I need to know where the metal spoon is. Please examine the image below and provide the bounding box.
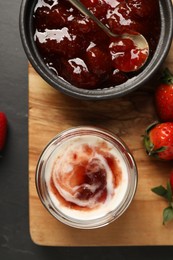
[68,0,149,70]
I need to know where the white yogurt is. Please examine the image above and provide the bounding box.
[44,135,129,221]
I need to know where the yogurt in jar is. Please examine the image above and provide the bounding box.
[36,127,137,228]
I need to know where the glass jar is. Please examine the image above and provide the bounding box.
[36,126,138,229]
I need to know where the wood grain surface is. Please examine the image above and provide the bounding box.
[29,40,173,246]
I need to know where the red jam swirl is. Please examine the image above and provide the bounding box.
[50,141,122,211]
[33,0,160,89]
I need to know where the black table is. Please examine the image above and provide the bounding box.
[0,1,173,259]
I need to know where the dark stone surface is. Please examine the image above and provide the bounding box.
[0,1,173,259]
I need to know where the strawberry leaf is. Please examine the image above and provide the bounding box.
[151,185,168,199]
[152,180,173,225]
[163,207,173,225]
[161,68,173,85]
[154,146,166,153]
[166,181,173,203]
[145,121,158,134]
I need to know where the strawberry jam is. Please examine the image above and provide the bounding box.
[33,0,160,89]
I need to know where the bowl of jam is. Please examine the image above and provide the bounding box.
[20,0,173,100]
[35,126,138,229]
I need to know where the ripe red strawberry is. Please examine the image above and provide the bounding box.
[155,68,173,122]
[143,122,173,160]
[0,112,7,151]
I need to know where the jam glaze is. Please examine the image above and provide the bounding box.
[33,0,160,89]
[49,139,122,211]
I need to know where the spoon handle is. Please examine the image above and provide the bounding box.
[68,0,115,37]
[68,0,149,56]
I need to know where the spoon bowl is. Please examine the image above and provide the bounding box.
[68,0,149,71]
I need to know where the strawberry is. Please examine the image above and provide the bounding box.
[155,68,173,122]
[143,122,173,160]
[0,112,7,151]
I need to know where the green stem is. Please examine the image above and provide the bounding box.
[161,68,173,85]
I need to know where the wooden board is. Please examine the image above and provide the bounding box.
[29,41,173,246]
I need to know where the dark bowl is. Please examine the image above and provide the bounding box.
[19,0,173,100]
